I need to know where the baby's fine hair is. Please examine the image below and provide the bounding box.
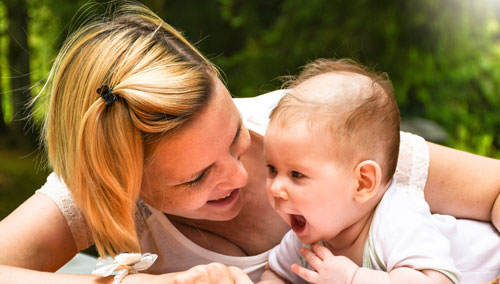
[271,58,400,184]
[42,2,217,257]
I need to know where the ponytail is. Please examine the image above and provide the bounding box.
[73,93,142,256]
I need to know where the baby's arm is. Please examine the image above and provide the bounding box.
[293,245,454,284]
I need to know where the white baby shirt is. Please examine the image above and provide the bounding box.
[268,181,500,283]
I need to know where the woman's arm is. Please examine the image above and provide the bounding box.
[350,267,453,284]
[0,265,117,284]
[0,194,254,284]
[0,193,98,282]
[425,142,500,229]
[0,193,78,271]
[0,263,254,284]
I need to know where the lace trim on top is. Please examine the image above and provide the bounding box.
[394,131,430,200]
[36,173,94,251]
[36,173,152,252]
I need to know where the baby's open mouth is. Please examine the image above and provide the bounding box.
[291,214,306,233]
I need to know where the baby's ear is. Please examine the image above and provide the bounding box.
[353,160,382,203]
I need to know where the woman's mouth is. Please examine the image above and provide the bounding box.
[206,189,239,207]
[291,214,307,234]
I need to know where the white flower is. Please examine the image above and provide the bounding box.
[92,253,158,277]
[114,253,142,266]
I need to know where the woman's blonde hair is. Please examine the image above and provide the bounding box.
[43,2,217,257]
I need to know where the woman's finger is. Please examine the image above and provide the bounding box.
[292,263,319,283]
[205,262,235,284]
[171,262,234,284]
[228,266,254,284]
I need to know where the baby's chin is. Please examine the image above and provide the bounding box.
[291,216,330,245]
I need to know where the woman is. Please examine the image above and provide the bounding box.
[0,2,498,284]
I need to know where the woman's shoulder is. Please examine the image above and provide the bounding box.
[233,90,288,136]
[395,131,429,193]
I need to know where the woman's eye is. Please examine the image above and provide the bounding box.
[186,171,207,187]
[291,171,304,178]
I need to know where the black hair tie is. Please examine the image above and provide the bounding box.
[97,84,117,106]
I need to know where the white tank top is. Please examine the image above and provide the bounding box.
[36,90,430,282]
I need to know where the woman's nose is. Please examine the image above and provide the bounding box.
[269,177,289,201]
[220,155,248,189]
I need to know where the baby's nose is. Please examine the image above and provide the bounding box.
[270,179,289,201]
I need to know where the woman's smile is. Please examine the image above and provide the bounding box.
[207,188,240,207]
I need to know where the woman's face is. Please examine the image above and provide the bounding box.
[141,79,251,221]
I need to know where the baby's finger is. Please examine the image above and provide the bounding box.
[292,263,319,283]
[311,243,334,260]
[300,247,323,269]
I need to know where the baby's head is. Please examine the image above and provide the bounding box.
[264,59,400,243]
[270,58,400,184]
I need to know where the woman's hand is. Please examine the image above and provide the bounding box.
[292,244,359,284]
[128,262,254,284]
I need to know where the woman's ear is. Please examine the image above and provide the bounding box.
[353,160,382,203]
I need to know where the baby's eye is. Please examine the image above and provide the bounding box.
[266,164,277,176]
[291,171,304,178]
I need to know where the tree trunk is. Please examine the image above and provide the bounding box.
[0,33,7,136]
[5,0,37,149]
[0,72,7,136]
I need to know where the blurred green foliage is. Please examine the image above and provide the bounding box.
[0,2,10,121]
[0,149,49,218]
[201,0,500,158]
[2,0,499,157]
[0,0,500,217]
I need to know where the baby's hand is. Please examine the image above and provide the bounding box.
[292,244,359,284]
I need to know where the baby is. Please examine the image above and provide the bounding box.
[260,59,500,284]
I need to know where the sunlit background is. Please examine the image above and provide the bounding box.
[1,0,500,219]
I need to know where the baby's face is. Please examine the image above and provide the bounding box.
[263,119,359,244]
